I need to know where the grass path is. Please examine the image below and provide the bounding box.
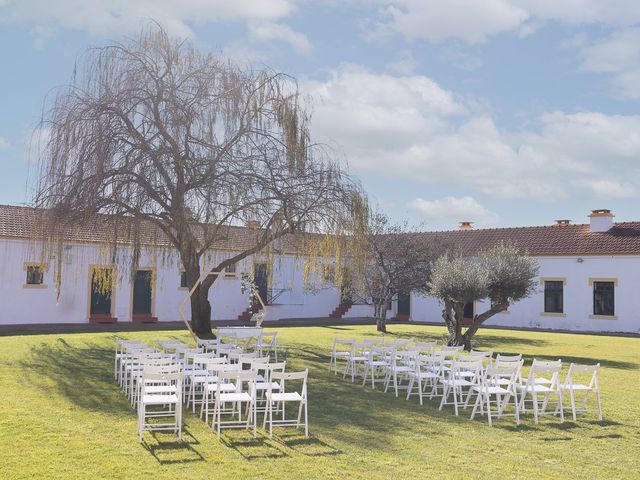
[1,325,638,479]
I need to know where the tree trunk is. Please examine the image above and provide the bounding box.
[441,299,457,345]
[190,286,213,338]
[181,249,216,338]
[460,303,508,350]
[447,302,466,347]
[375,301,387,333]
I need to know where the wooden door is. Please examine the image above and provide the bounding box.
[132,270,152,315]
[90,268,113,316]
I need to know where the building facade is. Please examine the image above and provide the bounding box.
[0,205,638,334]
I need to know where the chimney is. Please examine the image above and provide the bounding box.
[555,219,572,227]
[246,220,260,229]
[588,209,614,232]
[459,221,474,231]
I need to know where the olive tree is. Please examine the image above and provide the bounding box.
[429,243,538,349]
[32,24,363,337]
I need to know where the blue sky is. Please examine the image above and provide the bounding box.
[1,1,639,230]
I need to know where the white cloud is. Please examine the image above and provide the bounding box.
[305,66,640,202]
[370,1,640,44]
[580,28,640,99]
[408,196,499,227]
[0,137,9,149]
[0,0,296,42]
[384,0,528,44]
[248,21,311,53]
[571,179,638,198]
[305,64,466,152]
[516,0,640,27]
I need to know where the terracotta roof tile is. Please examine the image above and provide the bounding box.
[0,204,304,254]
[0,204,639,256]
[420,223,640,256]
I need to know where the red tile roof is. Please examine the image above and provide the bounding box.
[0,204,304,254]
[0,204,639,256]
[420,222,640,256]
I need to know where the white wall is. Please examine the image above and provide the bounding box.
[1,237,638,334]
[411,255,640,334]
[0,239,345,325]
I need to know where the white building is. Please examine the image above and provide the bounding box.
[0,205,638,334]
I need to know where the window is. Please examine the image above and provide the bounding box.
[225,263,237,274]
[25,265,45,285]
[180,271,188,288]
[544,281,564,313]
[593,281,614,316]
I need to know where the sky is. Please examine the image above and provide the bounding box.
[0,0,639,230]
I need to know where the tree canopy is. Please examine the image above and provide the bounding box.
[345,211,442,332]
[429,243,539,349]
[33,23,364,336]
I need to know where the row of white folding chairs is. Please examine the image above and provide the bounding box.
[331,337,437,376]
[330,338,602,426]
[437,356,602,425]
[169,340,308,439]
[197,332,279,362]
[196,361,308,439]
[116,338,308,441]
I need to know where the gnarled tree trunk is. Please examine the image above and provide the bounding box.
[460,302,508,350]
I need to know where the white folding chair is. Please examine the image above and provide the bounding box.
[233,351,259,367]
[362,345,391,389]
[156,339,185,350]
[253,332,278,362]
[406,351,445,404]
[438,345,464,372]
[202,362,240,422]
[343,342,369,382]
[137,365,183,443]
[439,357,483,416]
[212,370,258,439]
[120,345,155,392]
[517,361,564,424]
[384,349,416,397]
[186,354,226,412]
[467,350,494,363]
[493,354,523,368]
[561,363,602,421]
[197,338,220,353]
[414,341,438,354]
[115,339,144,381]
[390,338,414,350]
[330,338,355,375]
[470,362,523,426]
[254,361,286,413]
[129,351,173,405]
[263,370,309,438]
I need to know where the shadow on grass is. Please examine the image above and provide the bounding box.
[220,432,289,460]
[542,436,573,442]
[142,430,205,465]
[589,419,624,427]
[592,433,624,439]
[17,338,132,416]
[274,434,343,457]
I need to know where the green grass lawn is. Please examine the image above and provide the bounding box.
[1,325,638,479]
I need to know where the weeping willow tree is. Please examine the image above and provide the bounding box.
[32,23,364,337]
